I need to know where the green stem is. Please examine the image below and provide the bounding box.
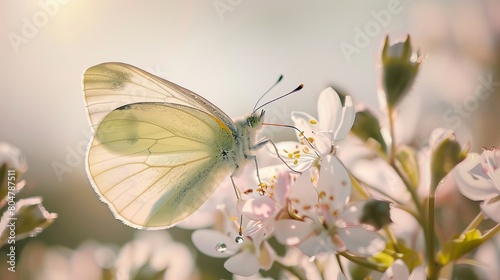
[479,222,500,246]
[388,106,396,164]
[384,225,401,253]
[338,251,388,272]
[426,194,439,280]
[462,212,484,234]
[273,259,307,280]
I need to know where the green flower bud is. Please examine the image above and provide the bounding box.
[359,200,393,230]
[430,129,468,191]
[351,107,388,154]
[381,35,422,109]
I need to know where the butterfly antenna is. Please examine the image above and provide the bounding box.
[253,84,304,114]
[252,75,284,113]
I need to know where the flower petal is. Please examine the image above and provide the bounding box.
[291,111,317,137]
[271,141,316,172]
[380,259,409,280]
[337,226,386,257]
[224,251,260,277]
[334,96,356,141]
[480,196,500,223]
[191,229,239,258]
[274,220,314,246]
[453,153,498,201]
[289,171,322,220]
[238,197,276,221]
[317,87,342,134]
[317,156,351,227]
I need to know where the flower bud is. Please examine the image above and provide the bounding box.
[381,35,421,109]
[351,107,387,154]
[359,199,393,230]
[430,129,468,190]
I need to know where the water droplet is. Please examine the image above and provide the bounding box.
[234,235,244,244]
[215,242,227,253]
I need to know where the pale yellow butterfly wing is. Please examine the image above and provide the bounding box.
[82,62,237,135]
[87,102,236,229]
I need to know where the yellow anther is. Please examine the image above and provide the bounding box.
[309,119,318,125]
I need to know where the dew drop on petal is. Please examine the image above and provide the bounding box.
[215,242,227,253]
[235,235,244,244]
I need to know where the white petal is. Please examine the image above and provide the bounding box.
[334,96,356,140]
[317,155,351,226]
[191,229,239,258]
[350,157,410,203]
[291,111,317,137]
[380,259,409,280]
[480,197,500,223]
[317,87,342,133]
[337,226,386,257]
[271,141,317,172]
[238,197,276,221]
[274,220,314,246]
[224,251,260,277]
[453,153,498,201]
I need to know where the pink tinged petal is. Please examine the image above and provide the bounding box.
[338,201,368,225]
[191,229,239,258]
[245,220,273,251]
[274,172,291,207]
[274,220,314,246]
[290,172,321,219]
[238,197,276,221]
[338,273,348,280]
[334,96,356,141]
[224,251,260,277]
[380,259,410,280]
[453,154,498,201]
[480,196,500,223]
[337,226,386,257]
[297,231,335,257]
[291,111,317,137]
[317,87,342,134]
[480,149,500,189]
[317,156,351,226]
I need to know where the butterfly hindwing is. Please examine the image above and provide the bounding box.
[86,102,236,229]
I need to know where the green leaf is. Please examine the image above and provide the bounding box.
[437,229,483,266]
[395,145,419,189]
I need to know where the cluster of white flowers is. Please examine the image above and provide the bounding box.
[188,87,425,279]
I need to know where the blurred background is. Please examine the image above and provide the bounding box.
[0,0,499,279]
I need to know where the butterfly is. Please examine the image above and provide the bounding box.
[82,62,296,230]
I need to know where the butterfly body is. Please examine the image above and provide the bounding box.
[83,63,264,229]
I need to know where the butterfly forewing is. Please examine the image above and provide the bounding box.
[83,62,237,135]
[87,103,236,229]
